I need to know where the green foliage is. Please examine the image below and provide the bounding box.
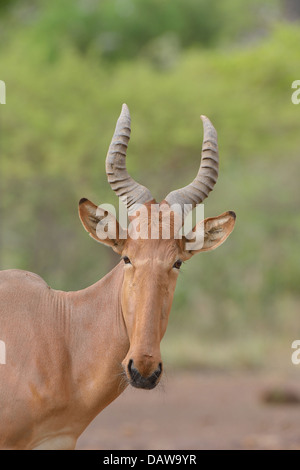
[1,10,299,369]
[0,0,280,62]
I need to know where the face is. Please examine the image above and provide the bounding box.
[120,237,184,389]
[78,104,236,391]
[79,200,236,391]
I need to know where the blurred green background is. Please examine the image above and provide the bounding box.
[1,0,299,371]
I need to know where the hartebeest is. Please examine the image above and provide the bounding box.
[0,105,235,450]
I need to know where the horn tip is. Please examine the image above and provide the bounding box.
[120,103,130,121]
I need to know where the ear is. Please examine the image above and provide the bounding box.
[184,211,236,256]
[78,198,126,254]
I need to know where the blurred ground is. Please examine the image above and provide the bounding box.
[77,371,300,450]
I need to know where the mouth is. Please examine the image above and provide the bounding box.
[129,376,159,390]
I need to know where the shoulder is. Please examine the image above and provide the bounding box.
[0,269,51,288]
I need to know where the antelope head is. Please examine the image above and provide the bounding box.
[79,104,236,390]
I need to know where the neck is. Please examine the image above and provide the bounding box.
[61,261,129,419]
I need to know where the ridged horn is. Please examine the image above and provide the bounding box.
[106,104,154,215]
[165,115,219,217]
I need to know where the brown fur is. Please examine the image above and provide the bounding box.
[0,200,235,449]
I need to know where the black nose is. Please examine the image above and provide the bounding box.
[127,359,162,390]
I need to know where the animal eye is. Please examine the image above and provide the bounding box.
[123,256,131,265]
[173,260,182,270]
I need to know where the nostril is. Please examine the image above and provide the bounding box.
[128,359,133,377]
[157,362,162,377]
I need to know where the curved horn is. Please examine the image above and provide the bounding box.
[106,104,154,215]
[165,115,219,217]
